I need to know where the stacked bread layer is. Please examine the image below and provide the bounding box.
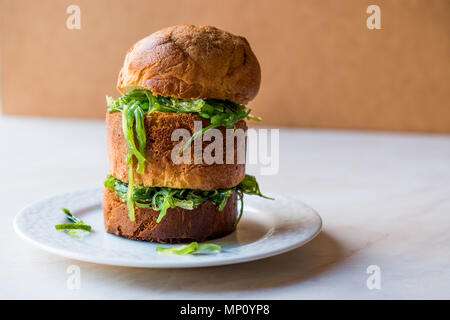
[103,188,238,243]
[106,112,247,190]
[117,25,261,105]
[103,112,247,243]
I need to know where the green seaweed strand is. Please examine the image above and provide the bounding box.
[121,103,147,221]
[156,242,222,255]
[105,174,273,226]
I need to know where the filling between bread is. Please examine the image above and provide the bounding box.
[104,174,272,226]
[106,89,266,224]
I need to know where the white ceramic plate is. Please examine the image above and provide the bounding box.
[14,188,322,268]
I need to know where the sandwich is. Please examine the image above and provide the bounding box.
[103,25,271,244]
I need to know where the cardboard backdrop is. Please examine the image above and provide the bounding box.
[1,0,450,132]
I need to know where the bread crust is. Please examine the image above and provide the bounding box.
[106,112,247,190]
[117,25,261,104]
[103,187,237,243]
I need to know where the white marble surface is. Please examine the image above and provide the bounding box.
[1,115,449,299]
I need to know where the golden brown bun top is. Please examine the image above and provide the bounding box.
[117,25,261,104]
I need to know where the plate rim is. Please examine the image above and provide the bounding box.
[13,189,322,268]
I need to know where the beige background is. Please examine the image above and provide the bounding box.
[1,0,449,132]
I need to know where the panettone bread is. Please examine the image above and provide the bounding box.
[103,25,265,244]
[106,111,247,190]
[103,188,238,243]
[117,25,261,104]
